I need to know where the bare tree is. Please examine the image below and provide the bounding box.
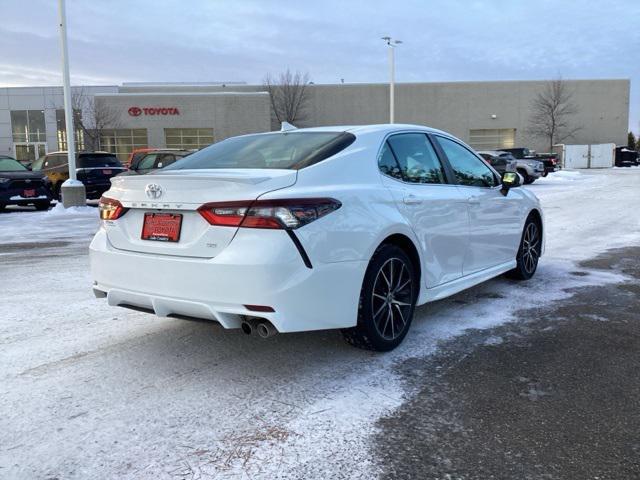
[263,69,311,128]
[527,79,581,152]
[72,87,121,150]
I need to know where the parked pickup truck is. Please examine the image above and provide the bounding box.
[501,147,560,176]
[478,150,544,184]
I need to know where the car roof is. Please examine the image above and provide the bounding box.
[140,149,191,153]
[250,124,454,139]
[46,151,116,156]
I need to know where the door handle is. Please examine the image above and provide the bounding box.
[403,194,421,205]
[467,196,481,205]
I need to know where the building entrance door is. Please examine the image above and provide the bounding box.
[13,142,47,165]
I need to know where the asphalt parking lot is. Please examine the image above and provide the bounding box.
[1,168,639,479]
[376,246,640,479]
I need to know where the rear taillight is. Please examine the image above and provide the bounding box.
[99,197,127,220]
[198,198,341,230]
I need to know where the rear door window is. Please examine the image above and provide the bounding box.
[387,133,446,184]
[378,142,403,180]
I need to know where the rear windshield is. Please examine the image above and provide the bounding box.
[166,132,356,171]
[0,158,27,171]
[78,154,122,168]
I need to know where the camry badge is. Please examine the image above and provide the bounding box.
[145,183,163,199]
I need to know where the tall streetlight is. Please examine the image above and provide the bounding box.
[58,0,85,207]
[381,36,402,123]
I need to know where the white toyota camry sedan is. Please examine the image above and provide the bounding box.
[91,124,543,351]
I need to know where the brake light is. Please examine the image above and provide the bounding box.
[99,197,127,220]
[198,198,341,230]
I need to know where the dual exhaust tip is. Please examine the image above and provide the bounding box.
[241,318,278,339]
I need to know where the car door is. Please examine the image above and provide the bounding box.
[433,135,522,275]
[378,133,469,287]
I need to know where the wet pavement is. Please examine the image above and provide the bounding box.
[376,247,640,480]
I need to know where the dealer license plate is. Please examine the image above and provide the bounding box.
[141,213,182,242]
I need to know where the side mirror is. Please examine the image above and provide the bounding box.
[500,171,521,195]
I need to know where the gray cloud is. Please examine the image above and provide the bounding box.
[1,0,638,131]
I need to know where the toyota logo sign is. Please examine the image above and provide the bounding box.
[128,106,142,117]
[145,183,163,199]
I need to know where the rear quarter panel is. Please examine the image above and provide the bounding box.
[259,131,422,266]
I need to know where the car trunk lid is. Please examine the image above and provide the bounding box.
[103,169,297,258]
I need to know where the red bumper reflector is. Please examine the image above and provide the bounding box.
[244,304,275,313]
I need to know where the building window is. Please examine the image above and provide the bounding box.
[56,109,85,151]
[10,110,46,142]
[99,129,148,161]
[468,128,516,151]
[165,128,214,150]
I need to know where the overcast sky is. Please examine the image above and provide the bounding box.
[1,0,638,132]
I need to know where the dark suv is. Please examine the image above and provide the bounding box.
[0,156,53,211]
[32,152,126,200]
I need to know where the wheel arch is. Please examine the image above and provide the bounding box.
[375,233,422,288]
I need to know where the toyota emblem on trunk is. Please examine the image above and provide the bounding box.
[145,183,163,199]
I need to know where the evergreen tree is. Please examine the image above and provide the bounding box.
[627,131,637,149]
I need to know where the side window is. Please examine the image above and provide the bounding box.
[49,154,67,168]
[378,142,403,180]
[138,154,158,170]
[387,133,446,184]
[436,136,498,187]
[32,157,45,171]
[156,154,176,169]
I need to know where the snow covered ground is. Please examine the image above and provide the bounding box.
[1,168,639,479]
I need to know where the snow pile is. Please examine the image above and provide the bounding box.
[537,170,582,182]
[0,206,99,245]
[47,202,97,216]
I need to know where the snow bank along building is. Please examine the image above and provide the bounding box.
[0,79,629,163]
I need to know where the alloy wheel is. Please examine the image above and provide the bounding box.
[521,221,540,274]
[371,257,413,341]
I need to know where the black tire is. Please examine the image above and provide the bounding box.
[342,244,418,351]
[34,201,51,211]
[518,169,534,184]
[0,204,5,212]
[507,215,542,280]
[54,182,63,201]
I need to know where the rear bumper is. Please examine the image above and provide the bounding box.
[89,228,367,332]
[0,187,51,205]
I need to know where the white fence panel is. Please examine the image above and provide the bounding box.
[564,145,589,169]
[562,143,615,169]
[589,143,615,168]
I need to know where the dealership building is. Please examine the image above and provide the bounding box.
[0,79,629,163]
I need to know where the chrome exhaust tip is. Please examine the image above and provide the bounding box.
[256,321,278,339]
[241,320,254,335]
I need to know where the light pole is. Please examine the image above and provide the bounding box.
[58,0,85,207]
[382,36,402,123]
